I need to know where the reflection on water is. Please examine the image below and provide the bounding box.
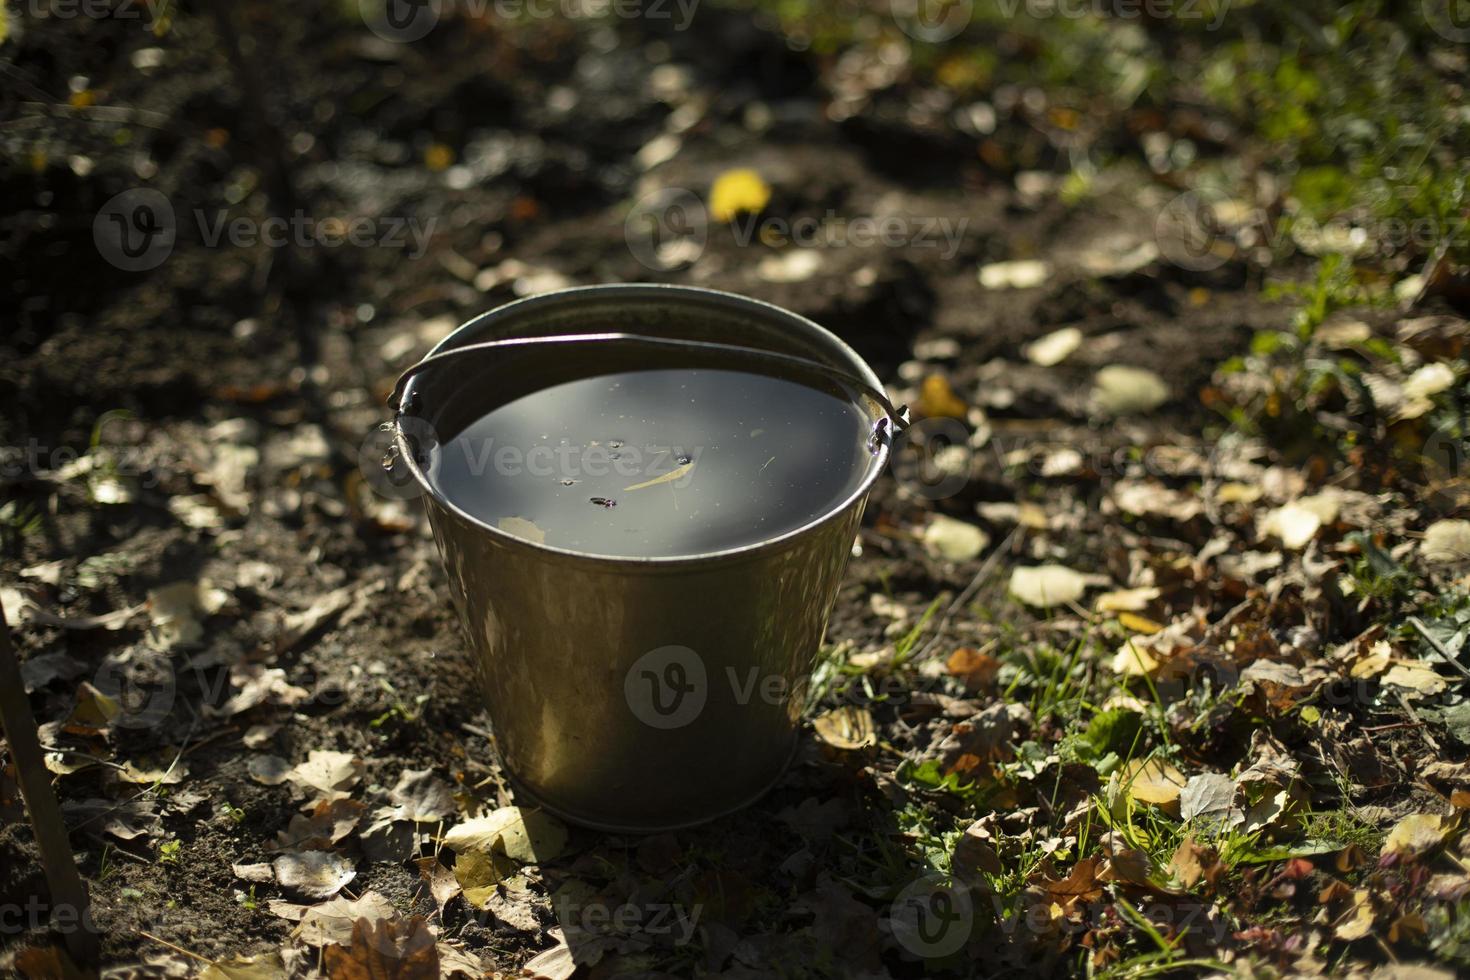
[428,367,875,558]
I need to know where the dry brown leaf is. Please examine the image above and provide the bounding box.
[945,647,1000,692]
[287,750,364,801]
[323,916,438,980]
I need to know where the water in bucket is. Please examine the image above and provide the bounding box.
[426,366,876,558]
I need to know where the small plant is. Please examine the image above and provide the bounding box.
[157,839,183,865]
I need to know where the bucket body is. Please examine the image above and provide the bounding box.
[397,285,889,831]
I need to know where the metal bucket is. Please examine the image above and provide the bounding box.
[391,284,897,832]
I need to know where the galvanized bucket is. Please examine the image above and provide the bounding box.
[390,284,901,832]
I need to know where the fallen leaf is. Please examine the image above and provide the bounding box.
[1333,888,1376,941]
[1123,758,1187,814]
[390,768,458,824]
[1092,365,1169,415]
[1095,587,1160,613]
[292,891,398,946]
[248,754,292,786]
[323,916,438,980]
[278,798,366,850]
[916,374,967,419]
[287,750,363,801]
[1024,326,1083,366]
[454,847,519,907]
[708,168,770,222]
[273,850,357,899]
[232,862,275,884]
[978,259,1050,290]
[443,806,567,864]
[945,647,1000,692]
[1381,661,1448,698]
[757,249,823,283]
[199,952,286,980]
[1180,773,1236,823]
[522,930,577,980]
[416,856,463,915]
[923,515,989,562]
[812,706,877,751]
[952,819,1002,879]
[1382,814,1448,859]
[1423,520,1470,564]
[1009,564,1087,608]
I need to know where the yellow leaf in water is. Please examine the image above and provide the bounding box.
[708,168,770,222]
[624,461,695,492]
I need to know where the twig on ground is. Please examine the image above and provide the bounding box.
[0,603,101,964]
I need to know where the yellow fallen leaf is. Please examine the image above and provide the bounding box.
[709,168,770,222]
[1382,813,1448,859]
[917,374,967,418]
[1123,758,1187,814]
[624,461,695,492]
[1333,889,1375,941]
[1118,612,1164,635]
[1111,637,1160,676]
[1095,587,1160,613]
[812,706,876,751]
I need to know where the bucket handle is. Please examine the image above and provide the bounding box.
[387,332,911,440]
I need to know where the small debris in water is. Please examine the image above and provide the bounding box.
[560,479,580,486]
[590,497,617,508]
[675,453,693,465]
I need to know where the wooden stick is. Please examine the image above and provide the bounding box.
[0,602,100,964]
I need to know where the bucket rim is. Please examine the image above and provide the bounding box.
[395,283,892,568]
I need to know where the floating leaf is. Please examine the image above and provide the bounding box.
[623,461,695,492]
[498,515,545,544]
